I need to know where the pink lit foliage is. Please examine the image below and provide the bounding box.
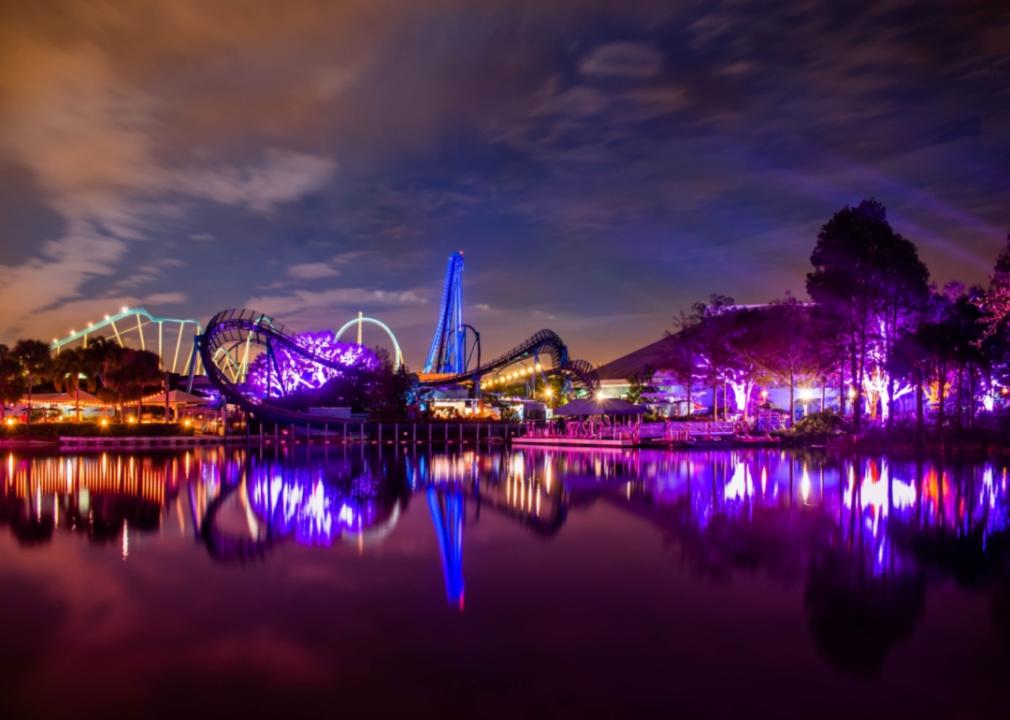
[246,331,380,397]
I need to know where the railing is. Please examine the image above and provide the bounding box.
[520,419,739,443]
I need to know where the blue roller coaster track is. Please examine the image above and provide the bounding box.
[424,252,466,374]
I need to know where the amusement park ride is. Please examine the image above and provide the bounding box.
[51,306,203,374]
[52,253,597,424]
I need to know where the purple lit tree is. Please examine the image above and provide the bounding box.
[246,331,380,398]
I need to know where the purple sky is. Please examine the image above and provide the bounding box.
[1,1,1008,365]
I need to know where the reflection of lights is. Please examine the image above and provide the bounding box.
[248,468,379,546]
[843,462,917,517]
[724,462,753,501]
[800,465,811,503]
[121,520,129,561]
[511,454,525,482]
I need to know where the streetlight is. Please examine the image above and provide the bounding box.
[797,387,818,416]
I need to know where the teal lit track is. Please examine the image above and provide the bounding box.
[50,306,203,374]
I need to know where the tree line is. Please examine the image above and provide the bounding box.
[655,199,1010,435]
[0,338,163,422]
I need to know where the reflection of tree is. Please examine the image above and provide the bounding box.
[991,569,1010,654]
[6,510,55,547]
[0,476,175,548]
[805,546,925,677]
[74,496,163,543]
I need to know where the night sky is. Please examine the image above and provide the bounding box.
[1,1,1008,365]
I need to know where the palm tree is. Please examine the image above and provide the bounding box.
[51,348,89,422]
[0,345,27,423]
[102,348,163,422]
[12,339,51,425]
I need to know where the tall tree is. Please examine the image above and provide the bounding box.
[101,349,163,421]
[807,199,929,431]
[51,348,90,421]
[981,233,1010,339]
[11,339,51,425]
[0,346,26,423]
[757,301,828,426]
[685,294,735,419]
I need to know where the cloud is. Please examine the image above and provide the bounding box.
[578,42,663,78]
[141,291,187,305]
[0,0,1008,354]
[286,262,341,280]
[172,150,337,215]
[0,33,337,340]
[243,287,428,320]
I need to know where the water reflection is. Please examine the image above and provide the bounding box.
[2,446,1009,678]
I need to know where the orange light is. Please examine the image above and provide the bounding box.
[4,417,15,428]
[127,416,137,425]
[100,418,109,428]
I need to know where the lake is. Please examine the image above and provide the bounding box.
[1,445,1007,718]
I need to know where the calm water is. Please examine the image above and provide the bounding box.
[1,445,1008,719]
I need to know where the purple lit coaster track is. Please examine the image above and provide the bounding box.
[195,308,378,424]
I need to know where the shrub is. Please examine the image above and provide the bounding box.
[790,410,845,438]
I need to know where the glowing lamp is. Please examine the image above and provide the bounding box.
[4,417,15,427]
[797,388,819,402]
[544,387,554,398]
[104,314,110,321]
[100,418,109,428]
[182,419,192,428]
[120,306,129,314]
[127,416,137,425]
[595,390,604,401]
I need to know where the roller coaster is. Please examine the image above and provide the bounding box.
[51,306,203,374]
[196,253,598,423]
